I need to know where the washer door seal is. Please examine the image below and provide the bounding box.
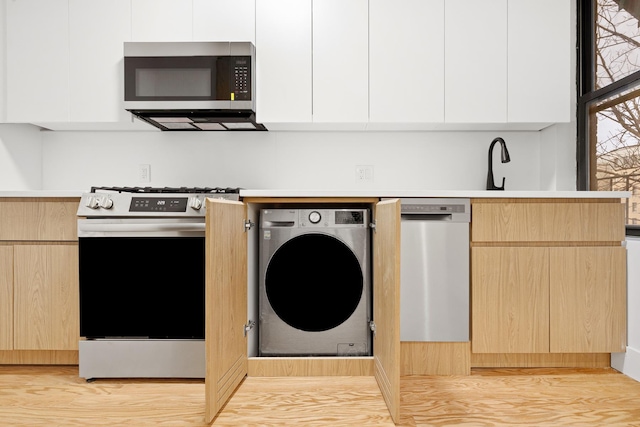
[265,233,364,332]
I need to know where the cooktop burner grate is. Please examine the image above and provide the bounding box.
[90,186,241,194]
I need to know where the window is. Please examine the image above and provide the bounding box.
[579,0,640,228]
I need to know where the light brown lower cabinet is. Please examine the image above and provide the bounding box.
[549,246,626,353]
[204,197,402,424]
[472,247,550,353]
[472,246,626,354]
[13,245,79,351]
[0,198,80,363]
[471,198,627,357]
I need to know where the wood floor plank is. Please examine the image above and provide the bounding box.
[2,366,640,426]
[212,376,395,426]
[400,368,640,426]
[0,366,208,426]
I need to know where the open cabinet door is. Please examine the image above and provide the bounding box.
[205,199,248,423]
[373,199,401,423]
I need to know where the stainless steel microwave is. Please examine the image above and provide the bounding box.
[123,41,265,131]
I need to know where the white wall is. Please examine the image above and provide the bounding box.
[40,129,558,192]
[538,0,578,191]
[1,0,6,121]
[0,124,43,190]
[612,237,640,381]
[539,123,576,190]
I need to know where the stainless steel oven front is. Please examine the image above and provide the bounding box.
[76,187,239,380]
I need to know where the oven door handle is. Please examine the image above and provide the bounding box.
[78,221,206,237]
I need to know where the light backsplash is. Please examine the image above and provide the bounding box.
[0,124,42,190]
[2,123,575,192]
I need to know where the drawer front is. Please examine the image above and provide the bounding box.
[0,200,79,241]
[471,201,625,243]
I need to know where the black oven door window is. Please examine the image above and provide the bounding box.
[79,237,205,339]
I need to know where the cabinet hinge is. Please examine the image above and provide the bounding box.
[244,219,255,232]
[369,321,376,336]
[243,319,256,337]
[369,221,376,232]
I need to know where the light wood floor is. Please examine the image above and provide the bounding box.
[1,366,640,426]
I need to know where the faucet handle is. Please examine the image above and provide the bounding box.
[488,177,506,191]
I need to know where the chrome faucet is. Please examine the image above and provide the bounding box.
[486,137,511,190]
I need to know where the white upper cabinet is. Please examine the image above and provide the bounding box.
[3,0,571,128]
[508,0,571,123]
[6,0,70,122]
[256,0,368,126]
[445,0,507,123]
[131,0,193,41]
[369,0,445,125]
[255,0,312,124]
[193,0,255,43]
[132,0,255,42]
[312,0,368,124]
[69,0,131,123]
[444,0,570,126]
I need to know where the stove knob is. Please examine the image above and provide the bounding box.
[98,197,113,209]
[85,196,99,209]
[189,197,203,210]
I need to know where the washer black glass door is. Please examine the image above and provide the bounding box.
[265,233,363,332]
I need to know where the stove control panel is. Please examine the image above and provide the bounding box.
[130,197,189,212]
[77,191,239,218]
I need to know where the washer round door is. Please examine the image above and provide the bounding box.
[265,233,364,332]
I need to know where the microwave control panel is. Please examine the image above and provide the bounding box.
[232,57,251,101]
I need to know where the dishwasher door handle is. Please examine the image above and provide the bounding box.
[400,213,453,221]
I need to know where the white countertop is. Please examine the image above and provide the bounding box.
[0,191,83,198]
[0,190,631,199]
[239,190,631,199]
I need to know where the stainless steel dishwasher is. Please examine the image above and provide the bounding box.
[399,198,470,342]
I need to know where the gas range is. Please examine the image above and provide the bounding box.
[77,186,241,218]
[90,186,241,194]
[76,185,232,379]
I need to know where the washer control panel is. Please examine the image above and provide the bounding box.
[260,208,369,229]
[299,209,368,228]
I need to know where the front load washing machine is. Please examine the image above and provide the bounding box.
[259,208,371,356]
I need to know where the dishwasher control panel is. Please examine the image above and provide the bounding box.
[396,198,471,222]
[401,203,466,214]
